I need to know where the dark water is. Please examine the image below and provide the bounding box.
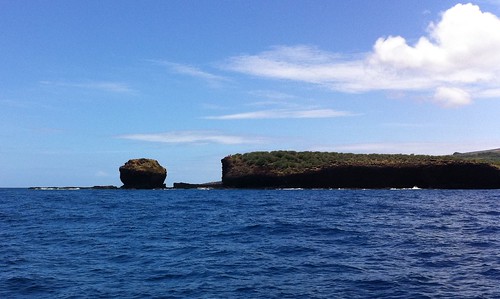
[0,189,499,298]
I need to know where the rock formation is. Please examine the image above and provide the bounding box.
[221,151,500,189]
[119,158,167,189]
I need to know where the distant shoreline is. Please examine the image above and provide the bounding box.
[26,149,500,190]
[28,186,119,190]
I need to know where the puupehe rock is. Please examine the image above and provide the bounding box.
[119,158,167,189]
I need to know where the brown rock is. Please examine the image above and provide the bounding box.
[119,158,167,189]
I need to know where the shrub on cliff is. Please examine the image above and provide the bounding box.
[224,151,470,176]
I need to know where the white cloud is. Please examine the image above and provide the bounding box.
[40,80,134,93]
[224,3,500,107]
[118,131,265,145]
[205,108,353,120]
[433,87,472,107]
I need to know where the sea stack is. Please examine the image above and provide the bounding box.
[119,158,167,189]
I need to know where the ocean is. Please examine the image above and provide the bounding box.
[0,188,498,298]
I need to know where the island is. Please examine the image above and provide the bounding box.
[221,151,500,189]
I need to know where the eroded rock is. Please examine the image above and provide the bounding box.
[119,158,167,189]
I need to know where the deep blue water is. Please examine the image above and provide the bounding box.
[0,189,499,298]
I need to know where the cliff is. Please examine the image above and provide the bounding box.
[221,151,500,189]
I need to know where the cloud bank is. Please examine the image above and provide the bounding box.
[225,3,500,107]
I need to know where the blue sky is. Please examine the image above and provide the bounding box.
[1,0,500,187]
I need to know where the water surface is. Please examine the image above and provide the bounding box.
[1,189,498,298]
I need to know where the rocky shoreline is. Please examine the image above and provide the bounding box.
[222,162,500,189]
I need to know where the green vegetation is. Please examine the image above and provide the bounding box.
[453,149,500,166]
[121,158,165,172]
[224,151,481,176]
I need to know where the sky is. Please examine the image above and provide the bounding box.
[1,0,500,187]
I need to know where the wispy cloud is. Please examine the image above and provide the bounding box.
[152,60,229,86]
[40,80,135,93]
[205,108,354,120]
[248,90,298,100]
[118,131,266,145]
[224,3,500,108]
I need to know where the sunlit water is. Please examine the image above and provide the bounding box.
[1,188,499,298]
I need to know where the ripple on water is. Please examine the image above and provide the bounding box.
[0,189,498,298]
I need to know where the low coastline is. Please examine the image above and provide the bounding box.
[29,185,119,190]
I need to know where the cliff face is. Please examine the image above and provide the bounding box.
[119,158,167,189]
[221,151,500,189]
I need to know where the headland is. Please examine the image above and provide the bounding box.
[221,150,500,189]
